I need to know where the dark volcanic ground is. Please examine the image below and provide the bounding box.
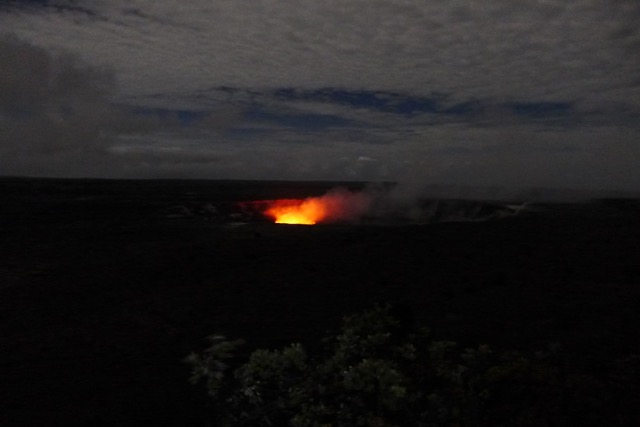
[1,178,639,426]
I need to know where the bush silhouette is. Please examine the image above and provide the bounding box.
[187,305,638,426]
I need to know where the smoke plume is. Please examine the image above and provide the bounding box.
[265,187,373,224]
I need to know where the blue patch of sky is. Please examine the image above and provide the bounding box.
[0,0,48,8]
[225,127,268,138]
[1,0,95,15]
[129,88,577,133]
[129,104,350,133]
[510,102,572,118]
[272,87,480,117]
[442,101,482,115]
[244,108,351,130]
[16,0,49,5]
[131,107,209,126]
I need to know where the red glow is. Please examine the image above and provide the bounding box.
[265,198,326,224]
[263,189,372,225]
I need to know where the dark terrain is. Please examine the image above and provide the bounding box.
[1,178,639,426]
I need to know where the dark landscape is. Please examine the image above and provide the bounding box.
[1,177,640,426]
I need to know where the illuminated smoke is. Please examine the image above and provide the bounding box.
[265,188,372,224]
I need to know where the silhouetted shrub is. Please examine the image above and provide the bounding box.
[187,305,638,426]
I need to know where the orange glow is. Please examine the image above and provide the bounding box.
[262,189,373,225]
[265,198,326,224]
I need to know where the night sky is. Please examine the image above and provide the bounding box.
[1,1,639,191]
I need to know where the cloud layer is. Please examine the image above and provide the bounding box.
[5,1,639,104]
[1,1,639,190]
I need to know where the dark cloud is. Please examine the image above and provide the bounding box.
[0,35,246,177]
[0,34,117,176]
[5,1,638,103]
[0,2,639,190]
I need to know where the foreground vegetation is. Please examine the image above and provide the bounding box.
[187,305,638,426]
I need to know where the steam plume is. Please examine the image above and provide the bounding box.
[265,187,373,224]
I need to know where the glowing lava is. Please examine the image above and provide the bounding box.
[265,198,325,224]
[263,188,373,225]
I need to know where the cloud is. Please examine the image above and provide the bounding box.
[0,34,119,176]
[3,1,639,105]
[1,2,639,190]
[0,34,248,178]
